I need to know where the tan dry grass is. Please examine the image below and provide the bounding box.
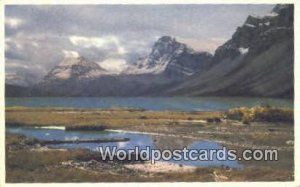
[5,107,222,129]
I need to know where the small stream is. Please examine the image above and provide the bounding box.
[6,126,242,168]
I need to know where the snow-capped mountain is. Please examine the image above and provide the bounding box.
[124,36,212,77]
[43,56,108,83]
[43,36,212,84]
[35,36,213,96]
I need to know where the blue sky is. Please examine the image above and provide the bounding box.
[5,4,275,86]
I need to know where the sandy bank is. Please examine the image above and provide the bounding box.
[124,161,196,173]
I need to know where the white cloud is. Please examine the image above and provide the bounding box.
[6,62,29,69]
[110,36,127,55]
[5,5,274,86]
[5,35,28,51]
[62,50,80,58]
[117,46,126,55]
[16,43,23,49]
[98,58,128,74]
[69,35,127,54]
[5,17,24,29]
[31,42,39,48]
[69,36,106,48]
[5,37,13,51]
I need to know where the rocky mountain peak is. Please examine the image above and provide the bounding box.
[43,55,107,82]
[152,36,181,52]
[125,36,205,74]
[150,36,186,61]
[58,56,89,67]
[124,35,211,76]
[272,4,292,14]
[157,36,175,42]
[213,4,293,62]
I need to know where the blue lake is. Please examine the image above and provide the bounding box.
[5,97,293,111]
[6,126,241,168]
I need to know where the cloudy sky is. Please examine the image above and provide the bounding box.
[5,4,275,86]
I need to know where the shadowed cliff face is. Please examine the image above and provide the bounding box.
[213,4,293,63]
[165,4,294,98]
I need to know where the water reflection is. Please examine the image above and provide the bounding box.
[6,127,241,168]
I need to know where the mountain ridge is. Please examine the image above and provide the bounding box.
[5,4,294,98]
[163,4,293,98]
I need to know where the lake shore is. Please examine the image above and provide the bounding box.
[5,107,294,182]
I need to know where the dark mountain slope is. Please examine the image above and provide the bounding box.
[164,4,293,98]
[5,84,31,97]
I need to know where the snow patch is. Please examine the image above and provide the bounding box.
[244,23,256,28]
[250,12,278,19]
[265,12,279,17]
[239,47,249,55]
[62,50,80,58]
[52,68,72,79]
[98,58,129,74]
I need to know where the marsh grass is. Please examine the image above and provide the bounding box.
[5,107,222,129]
[5,107,294,182]
[226,106,293,124]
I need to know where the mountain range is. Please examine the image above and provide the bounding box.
[6,4,294,98]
